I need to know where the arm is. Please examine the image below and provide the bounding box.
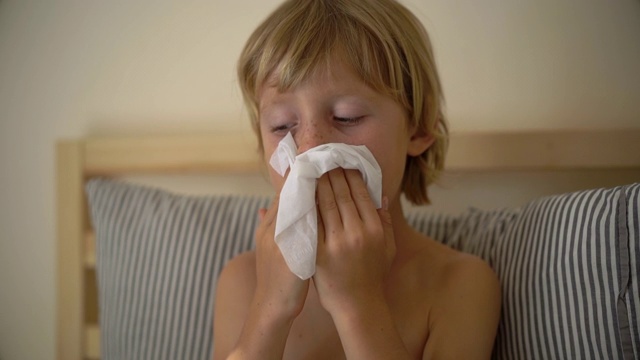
[422,255,502,360]
[224,299,297,360]
[213,253,256,359]
[213,197,310,360]
[313,169,411,359]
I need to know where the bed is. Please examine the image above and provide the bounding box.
[56,129,640,360]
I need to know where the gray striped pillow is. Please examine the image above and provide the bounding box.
[86,178,271,360]
[459,183,639,360]
[405,209,461,248]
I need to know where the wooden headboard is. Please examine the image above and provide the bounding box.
[55,129,640,360]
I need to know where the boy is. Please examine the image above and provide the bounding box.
[214,0,501,358]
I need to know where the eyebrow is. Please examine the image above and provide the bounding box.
[258,95,295,116]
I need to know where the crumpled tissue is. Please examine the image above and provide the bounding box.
[269,132,382,279]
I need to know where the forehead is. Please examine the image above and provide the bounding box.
[259,57,379,103]
[264,49,355,87]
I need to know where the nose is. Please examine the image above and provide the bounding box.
[295,122,330,154]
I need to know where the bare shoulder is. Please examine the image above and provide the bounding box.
[217,250,257,294]
[424,241,499,301]
[419,239,501,360]
[213,251,257,360]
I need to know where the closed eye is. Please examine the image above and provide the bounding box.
[333,116,364,125]
[270,123,296,134]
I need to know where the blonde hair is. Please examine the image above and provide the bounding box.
[238,0,448,205]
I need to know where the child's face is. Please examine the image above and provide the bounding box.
[258,57,426,202]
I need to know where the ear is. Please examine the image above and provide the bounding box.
[407,129,435,157]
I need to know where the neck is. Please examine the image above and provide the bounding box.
[387,196,421,248]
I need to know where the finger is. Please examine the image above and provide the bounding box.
[316,208,326,263]
[328,168,361,225]
[377,196,395,252]
[260,194,280,228]
[316,172,342,232]
[344,169,379,224]
[316,213,327,266]
[317,208,326,244]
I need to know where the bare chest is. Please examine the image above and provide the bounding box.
[282,281,430,360]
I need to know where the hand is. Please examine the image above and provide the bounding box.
[313,168,396,316]
[253,194,310,321]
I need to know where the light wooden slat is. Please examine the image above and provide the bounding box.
[84,268,100,326]
[84,325,100,360]
[447,128,640,170]
[84,132,262,176]
[85,232,96,268]
[56,141,85,360]
[82,129,640,175]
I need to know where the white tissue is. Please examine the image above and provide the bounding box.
[269,132,382,279]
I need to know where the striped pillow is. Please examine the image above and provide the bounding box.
[475,183,639,360]
[86,178,271,360]
[405,209,461,248]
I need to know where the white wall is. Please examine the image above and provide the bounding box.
[0,0,638,359]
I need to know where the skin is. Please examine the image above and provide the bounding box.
[213,58,501,360]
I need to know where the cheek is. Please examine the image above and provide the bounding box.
[268,168,286,193]
[263,151,287,193]
[261,141,284,192]
[379,159,405,197]
[369,142,408,199]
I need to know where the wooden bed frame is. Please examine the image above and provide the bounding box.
[56,129,640,360]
